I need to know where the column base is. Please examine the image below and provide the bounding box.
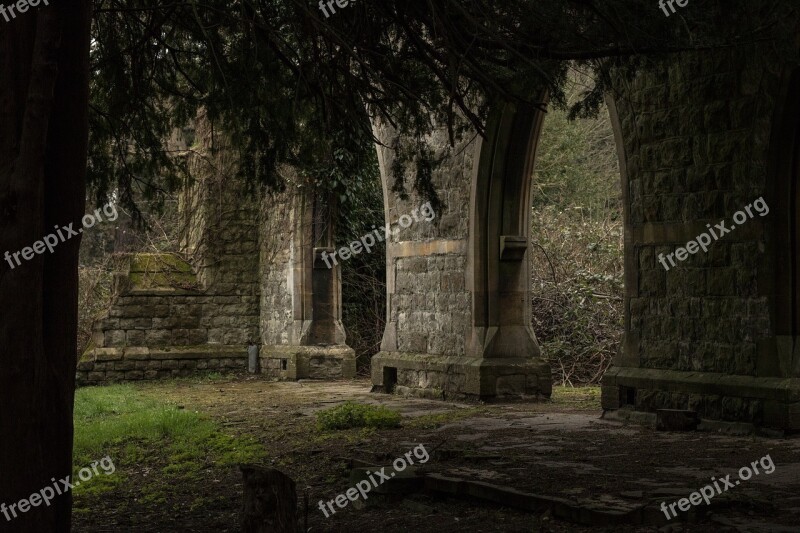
[260,345,356,380]
[371,352,552,401]
[601,366,800,432]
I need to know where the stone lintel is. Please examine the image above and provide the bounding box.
[388,239,466,258]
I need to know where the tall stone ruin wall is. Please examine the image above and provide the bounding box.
[601,40,800,429]
[77,117,260,384]
[375,123,475,360]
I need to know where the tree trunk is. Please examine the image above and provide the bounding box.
[240,465,298,533]
[0,2,91,532]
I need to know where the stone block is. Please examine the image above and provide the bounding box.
[126,330,145,345]
[114,360,136,371]
[76,360,95,371]
[103,330,126,347]
[124,371,144,380]
[119,318,153,330]
[495,375,526,396]
[124,347,150,360]
[87,372,106,382]
[171,329,208,345]
[95,348,123,361]
[152,305,171,318]
[145,330,171,345]
[656,409,699,431]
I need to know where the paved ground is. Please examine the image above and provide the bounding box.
[76,376,800,532]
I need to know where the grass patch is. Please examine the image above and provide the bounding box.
[73,384,265,505]
[316,402,401,430]
[550,385,601,409]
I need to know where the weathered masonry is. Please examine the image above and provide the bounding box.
[599,43,800,432]
[81,26,800,431]
[369,112,552,401]
[371,34,800,429]
[78,116,355,384]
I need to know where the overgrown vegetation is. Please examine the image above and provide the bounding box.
[336,154,387,372]
[77,194,188,355]
[316,402,402,431]
[530,75,623,386]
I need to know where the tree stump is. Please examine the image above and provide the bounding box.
[240,464,298,533]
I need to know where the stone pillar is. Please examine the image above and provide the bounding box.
[370,109,551,401]
[259,182,355,380]
[600,41,800,431]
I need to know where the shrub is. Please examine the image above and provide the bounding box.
[316,402,401,431]
[530,75,623,386]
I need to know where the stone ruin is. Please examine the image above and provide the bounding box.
[80,35,800,432]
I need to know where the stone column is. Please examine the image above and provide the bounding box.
[370,108,551,401]
[260,183,355,380]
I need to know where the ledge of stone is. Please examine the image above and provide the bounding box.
[82,345,248,362]
[603,366,800,402]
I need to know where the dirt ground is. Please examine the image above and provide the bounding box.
[74,376,800,532]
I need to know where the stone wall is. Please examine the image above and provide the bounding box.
[259,184,297,347]
[80,120,356,385]
[79,346,247,383]
[376,123,475,358]
[601,39,800,430]
[79,115,261,385]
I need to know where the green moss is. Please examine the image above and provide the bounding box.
[130,253,194,274]
[316,402,402,431]
[127,253,198,289]
[73,384,266,507]
[79,342,96,362]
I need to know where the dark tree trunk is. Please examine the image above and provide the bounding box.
[240,465,298,533]
[0,2,91,532]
